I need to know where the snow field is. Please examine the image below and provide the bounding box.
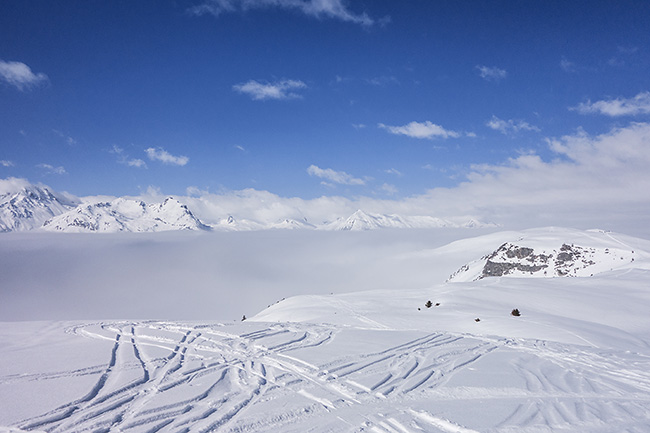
[2,227,650,432]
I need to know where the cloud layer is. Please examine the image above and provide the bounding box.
[0,60,49,91]
[233,79,307,100]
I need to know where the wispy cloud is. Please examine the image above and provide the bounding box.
[111,145,147,168]
[1,160,15,167]
[560,57,577,73]
[378,121,463,140]
[0,60,49,91]
[486,116,540,135]
[189,0,377,27]
[233,79,307,101]
[53,130,77,146]
[571,91,650,117]
[37,163,66,175]
[145,147,189,166]
[476,65,507,81]
[366,75,399,86]
[234,145,247,152]
[307,165,365,186]
[380,183,398,195]
[385,168,402,176]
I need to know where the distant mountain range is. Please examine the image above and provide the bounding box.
[42,197,210,233]
[1,183,495,233]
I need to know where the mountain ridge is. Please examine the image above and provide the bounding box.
[0,180,496,233]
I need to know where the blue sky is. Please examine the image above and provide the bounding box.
[1,0,650,207]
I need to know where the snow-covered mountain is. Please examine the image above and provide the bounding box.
[447,228,644,282]
[322,209,494,231]
[211,215,265,231]
[269,217,316,230]
[0,179,495,233]
[42,197,210,232]
[0,183,75,232]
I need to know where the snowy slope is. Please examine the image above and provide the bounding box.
[41,197,210,232]
[2,227,650,433]
[0,184,74,232]
[447,228,648,281]
[269,218,317,230]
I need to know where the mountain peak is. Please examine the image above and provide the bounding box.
[1,183,74,232]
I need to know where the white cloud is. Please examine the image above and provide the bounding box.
[127,159,147,168]
[0,60,49,91]
[111,145,147,168]
[189,0,376,26]
[571,91,650,117]
[352,123,366,129]
[37,163,66,175]
[1,160,15,167]
[402,122,650,231]
[234,145,246,152]
[307,165,365,185]
[233,79,307,101]
[378,121,462,139]
[486,116,540,135]
[385,168,402,176]
[182,122,650,235]
[0,177,32,194]
[145,147,189,166]
[476,65,507,81]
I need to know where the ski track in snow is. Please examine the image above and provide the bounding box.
[5,321,650,433]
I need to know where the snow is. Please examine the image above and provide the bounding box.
[0,184,75,232]
[322,210,496,231]
[1,180,497,233]
[1,227,650,432]
[41,197,209,232]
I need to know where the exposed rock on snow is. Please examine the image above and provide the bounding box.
[42,197,209,232]
[448,232,640,281]
[0,184,75,232]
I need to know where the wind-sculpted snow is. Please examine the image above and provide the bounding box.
[2,319,650,432]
